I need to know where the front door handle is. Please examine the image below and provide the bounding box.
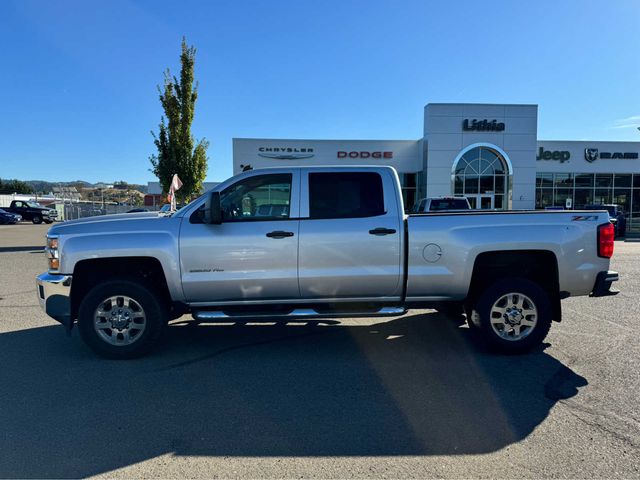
[369,227,397,235]
[266,230,294,239]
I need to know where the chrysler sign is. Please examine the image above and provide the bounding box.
[258,147,314,160]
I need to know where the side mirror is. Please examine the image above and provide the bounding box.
[203,191,222,224]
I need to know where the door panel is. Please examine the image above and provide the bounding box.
[298,170,402,299]
[298,217,401,298]
[180,171,301,303]
[180,220,299,303]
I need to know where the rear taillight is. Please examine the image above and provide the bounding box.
[598,223,615,258]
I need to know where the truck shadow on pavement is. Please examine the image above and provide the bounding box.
[0,312,587,478]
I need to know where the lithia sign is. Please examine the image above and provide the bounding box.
[463,119,505,132]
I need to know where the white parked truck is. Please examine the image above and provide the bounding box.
[412,196,471,213]
[37,166,618,358]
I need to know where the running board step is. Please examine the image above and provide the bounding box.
[192,306,407,322]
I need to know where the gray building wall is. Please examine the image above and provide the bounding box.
[423,103,538,210]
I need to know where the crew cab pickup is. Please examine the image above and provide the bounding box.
[36,166,619,358]
[6,200,56,224]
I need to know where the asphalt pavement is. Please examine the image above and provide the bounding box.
[0,223,638,478]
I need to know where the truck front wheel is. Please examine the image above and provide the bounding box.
[473,278,552,354]
[77,279,167,359]
[32,215,42,224]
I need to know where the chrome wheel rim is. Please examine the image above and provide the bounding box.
[489,292,537,341]
[94,295,146,346]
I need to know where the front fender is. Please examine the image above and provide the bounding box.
[59,230,184,302]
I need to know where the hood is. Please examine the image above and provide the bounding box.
[48,211,165,236]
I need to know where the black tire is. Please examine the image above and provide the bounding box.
[44,220,53,224]
[78,279,167,359]
[32,215,42,224]
[473,277,552,354]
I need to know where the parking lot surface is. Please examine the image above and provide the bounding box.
[0,223,638,478]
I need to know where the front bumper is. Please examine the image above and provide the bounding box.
[36,273,72,329]
[590,270,619,297]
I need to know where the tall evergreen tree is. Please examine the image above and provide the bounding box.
[150,38,209,202]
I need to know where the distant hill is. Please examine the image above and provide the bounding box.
[3,179,147,194]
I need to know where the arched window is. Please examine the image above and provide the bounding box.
[453,146,509,209]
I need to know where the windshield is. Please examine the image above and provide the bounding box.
[26,202,43,208]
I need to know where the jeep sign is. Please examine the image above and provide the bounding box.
[537,147,571,163]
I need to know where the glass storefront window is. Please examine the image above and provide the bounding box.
[554,173,573,187]
[554,188,572,208]
[614,174,632,188]
[632,190,640,231]
[595,174,613,188]
[453,146,509,209]
[454,176,463,193]
[613,188,631,212]
[402,173,416,188]
[464,176,479,194]
[536,173,640,231]
[536,173,553,188]
[402,189,416,213]
[594,188,612,205]
[400,172,420,213]
[575,173,594,188]
[480,175,493,193]
[536,189,553,209]
[574,189,593,208]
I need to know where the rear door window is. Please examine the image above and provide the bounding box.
[309,172,385,219]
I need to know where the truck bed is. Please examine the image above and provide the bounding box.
[405,209,611,301]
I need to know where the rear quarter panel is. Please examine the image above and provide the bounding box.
[406,211,611,300]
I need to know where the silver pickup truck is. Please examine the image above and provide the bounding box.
[37,166,618,358]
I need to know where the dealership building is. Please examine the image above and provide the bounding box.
[233,103,640,230]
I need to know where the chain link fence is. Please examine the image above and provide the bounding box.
[60,202,162,221]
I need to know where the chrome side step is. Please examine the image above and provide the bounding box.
[192,306,407,322]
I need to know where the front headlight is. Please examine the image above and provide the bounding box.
[45,236,60,271]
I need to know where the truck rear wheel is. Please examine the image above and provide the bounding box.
[472,277,552,354]
[78,279,166,359]
[32,215,42,224]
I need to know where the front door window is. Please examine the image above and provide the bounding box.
[466,195,494,210]
[453,146,508,209]
[479,195,493,210]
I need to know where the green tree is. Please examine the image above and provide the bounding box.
[150,38,209,202]
[0,179,34,194]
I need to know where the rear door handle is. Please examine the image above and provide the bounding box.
[369,227,397,235]
[266,230,294,238]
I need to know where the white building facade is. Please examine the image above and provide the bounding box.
[233,103,640,230]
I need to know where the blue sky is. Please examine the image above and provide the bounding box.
[1,0,639,184]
